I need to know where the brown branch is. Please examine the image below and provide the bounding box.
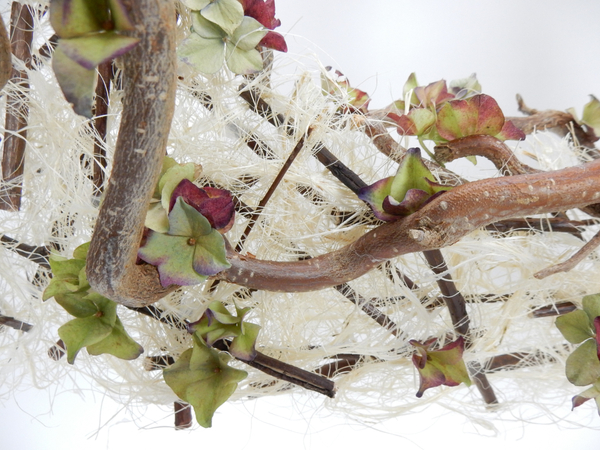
[0,313,32,332]
[235,132,309,252]
[239,88,368,194]
[48,339,65,360]
[91,61,113,196]
[333,283,403,337]
[435,135,538,176]
[86,0,178,307]
[511,94,599,153]
[315,354,369,378]
[468,362,498,405]
[422,250,470,336]
[216,157,600,292]
[509,110,576,136]
[484,350,558,372]
[1,2,34,211]
[485,217,585,237]
[422,249,497,405]
[381,261,418,290]
[529,302,577,318]
[174,401,193,429]
[360,116,406,163]
[534,229,600,279]
[0,14,11,92]
[213,340,336,398]
[0,234,51,268]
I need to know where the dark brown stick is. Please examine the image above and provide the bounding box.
[422,249,497,405]
[212,340,335,398]
[422,250,470,336]
[333,283,403,337]
[247,350,336,397]
[132,298,336,398]
[0,234,51,268]
[0,2,34,211]
[174,401,193,429]
[91,61,113,196]
[315,354,367,377]
[239,88,368,194]
[485,217,585,237]
[484,350,559,372]
[48,339,66,360]
[0,15,11,91]
[0,313,32,332]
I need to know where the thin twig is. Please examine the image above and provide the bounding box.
[239,87,367,194]
[422,250,470,336]
[126,304,187,330]
[0,234,51,268]
[486,217,585,238]
[312,142,368,194]
[1,2,34,211]
[133,301,335,397]
[0,14,11,91]
[86,0,178,307]
[235,132,309,252]
[422,250,498,404]
[425,293,512,309]
[468,362,498,405]
[217,154,600,293]
[48,339,65,361]
[315,354,373,378]
[360,116,406,163]
[213,340,336,398]
[512,94,599,153]
[484,350,559,372]
[0,313,32,332]
[534,229,600,279]
[91,61,113,196]
[529,302,578,318]
[333,283,403,337]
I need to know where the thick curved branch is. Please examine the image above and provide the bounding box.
[216,158,600,291]
[435,135,600,219]
[86,0,177,307]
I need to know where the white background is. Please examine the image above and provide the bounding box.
[2,1,600,449]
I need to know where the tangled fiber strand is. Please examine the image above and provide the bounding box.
[0,8,599,430]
